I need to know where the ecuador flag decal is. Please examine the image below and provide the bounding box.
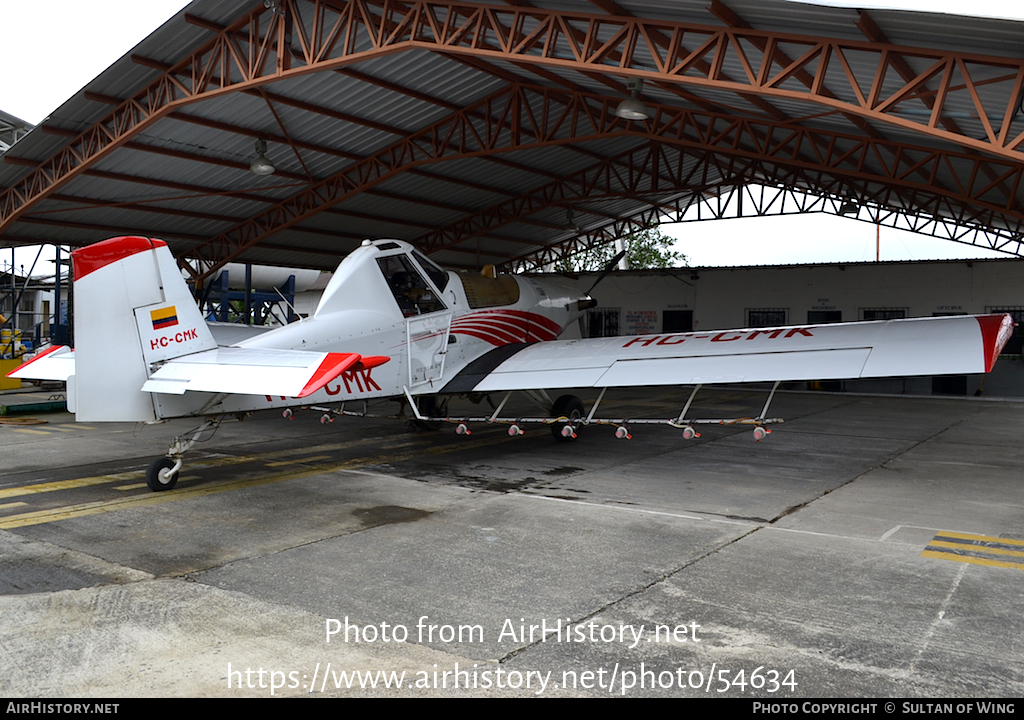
[150,306,178,330]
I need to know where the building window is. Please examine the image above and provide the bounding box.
[587,308,620,338]
[987,306,1024,355]
[663,310,693,333]
[747,308,787,328]
[807,310,841,323]
[861,308,907,321]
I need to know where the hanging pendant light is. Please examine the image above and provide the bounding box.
[249,139,276,176]
[615,78,650,121]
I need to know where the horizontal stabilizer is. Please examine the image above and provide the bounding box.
[142,348,389,398]
[6,345,75,382]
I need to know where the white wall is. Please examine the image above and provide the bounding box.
[554,258,1024,396]
[562,258,1024,332]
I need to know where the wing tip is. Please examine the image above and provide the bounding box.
[297,354,391,397]
[977,314,1016,373]
[296,352,360,398]
[355,355,390,371]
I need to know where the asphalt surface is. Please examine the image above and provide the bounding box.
[1,386,1022,698]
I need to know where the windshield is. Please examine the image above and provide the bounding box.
[377,254,447,317]
[412,250,449,291]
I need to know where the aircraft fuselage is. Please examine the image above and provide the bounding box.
[152,239,593,418]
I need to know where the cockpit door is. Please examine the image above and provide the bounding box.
[407,311,452,389]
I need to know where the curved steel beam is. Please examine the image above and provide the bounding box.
[4,0,1024,241]
[181,83,1024,276]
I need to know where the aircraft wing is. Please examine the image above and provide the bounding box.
[441,314,1014,393]
[140,348,388,398]
[6,345,76,381]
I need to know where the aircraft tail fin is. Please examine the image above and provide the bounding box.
[70,236,217,421]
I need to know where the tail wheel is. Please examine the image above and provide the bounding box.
[550,395,584,442]
[146,457,179,492]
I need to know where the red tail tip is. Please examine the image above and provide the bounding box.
[72,236,167,280]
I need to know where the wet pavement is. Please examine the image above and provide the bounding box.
[1,387,1022,697]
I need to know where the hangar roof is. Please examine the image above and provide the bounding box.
[0,110,32,153]
[2,0,1024,280]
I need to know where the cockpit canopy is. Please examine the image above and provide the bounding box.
[377,252,447,317]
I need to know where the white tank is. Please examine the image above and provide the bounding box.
[209,263,321,292]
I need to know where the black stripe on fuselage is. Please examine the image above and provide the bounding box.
[439,342,535,393]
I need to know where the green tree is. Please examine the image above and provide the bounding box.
[555,224,687,272]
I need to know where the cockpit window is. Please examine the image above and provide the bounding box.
[412,250,449,291]
[378,255,447,317]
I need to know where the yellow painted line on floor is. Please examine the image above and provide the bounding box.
[0,471,145,499]
[10,428,51,435]
[935,531,1024,547]
[265,454,333,467]
[0,435,424,501]
[0,502,28,511]
[922,531,1024,571]
[177,454,260,470]
[929,540,1024,560]
[0,461,265,501]
[113,476,200,491]
[921,551,1024,571]
[0,433,514,529]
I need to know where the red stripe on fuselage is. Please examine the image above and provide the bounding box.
[477,309,563,334]
[451,310,561,345]
[452,317,555,343]
[451,326,522,346]
[465,314,559,338]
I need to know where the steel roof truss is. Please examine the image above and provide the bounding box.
[8,0,1024,239]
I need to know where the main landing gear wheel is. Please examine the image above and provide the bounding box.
[146,457,179,492]
[550,394,584,442]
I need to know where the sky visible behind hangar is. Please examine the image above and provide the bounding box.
[1,0,1023,274]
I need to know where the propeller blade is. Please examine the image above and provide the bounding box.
[586,249,627,295]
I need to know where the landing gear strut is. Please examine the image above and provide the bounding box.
[550,394,584,441]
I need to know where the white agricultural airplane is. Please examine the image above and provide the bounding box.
[8,235,1014,491]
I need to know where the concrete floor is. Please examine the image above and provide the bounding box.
[1,386,1022,697]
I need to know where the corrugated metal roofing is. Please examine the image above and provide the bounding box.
[2,0,1024,272]
[0,110,32,153]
